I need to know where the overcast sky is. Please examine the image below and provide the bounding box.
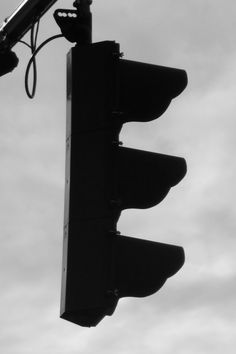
[1,0,236,353]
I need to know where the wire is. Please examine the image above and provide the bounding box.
[25,33,64,99]
[27,18,40,98]
[18,20,63,99]
[18,40,32,49]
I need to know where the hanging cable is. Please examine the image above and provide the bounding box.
[18,40,32,49]
[26,18,40,98]
[24,33,63,98]
[18,18,64,99]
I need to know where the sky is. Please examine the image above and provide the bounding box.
[0,0,236,353]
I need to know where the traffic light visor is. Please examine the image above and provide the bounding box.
[115,147,187,210]
[116,59,187,123]
[114,235,185,298]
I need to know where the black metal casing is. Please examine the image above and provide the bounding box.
[61,41,187,327]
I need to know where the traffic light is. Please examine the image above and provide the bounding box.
[60,41,187,327]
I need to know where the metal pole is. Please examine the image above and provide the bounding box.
[0,0,58,50]
[73,0,92,44]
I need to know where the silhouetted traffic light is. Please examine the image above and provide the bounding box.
[60,41,187,327]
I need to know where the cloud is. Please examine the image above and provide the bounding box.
[1,1,236,353]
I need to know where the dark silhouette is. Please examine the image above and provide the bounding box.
[0,50,18,76]
[61,40,187,328]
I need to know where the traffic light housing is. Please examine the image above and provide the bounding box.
[60,41,187,327]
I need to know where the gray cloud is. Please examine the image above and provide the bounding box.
[1,0,236,353]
